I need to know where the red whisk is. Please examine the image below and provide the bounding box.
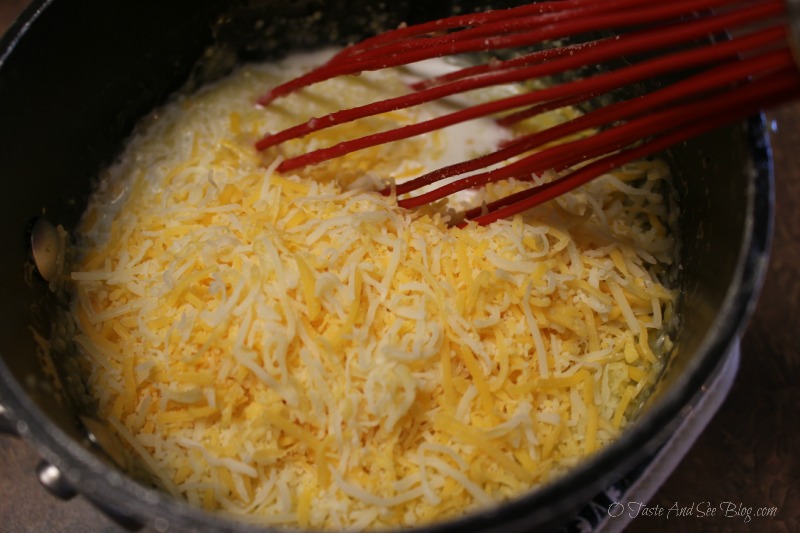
[254,0,800,225]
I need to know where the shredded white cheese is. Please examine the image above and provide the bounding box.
[64,49,676,530]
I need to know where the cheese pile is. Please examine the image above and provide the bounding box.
[67,51,676,530]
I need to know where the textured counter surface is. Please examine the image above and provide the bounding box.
[2,3,798,532]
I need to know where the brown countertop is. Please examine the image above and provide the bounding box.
[2,3,799,532]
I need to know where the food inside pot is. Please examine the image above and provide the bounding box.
[52,49,677,529]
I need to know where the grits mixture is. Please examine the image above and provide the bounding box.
[64,50,676,529]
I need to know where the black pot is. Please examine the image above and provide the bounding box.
[0,1,773,531]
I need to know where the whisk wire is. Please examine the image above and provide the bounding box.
[258,0,753,106]
[326,0,638,66]
[266,23,785,172]
[467,67,799,225]
[257,0,770,154]
[398,48,794,211]
[255,0,800,224]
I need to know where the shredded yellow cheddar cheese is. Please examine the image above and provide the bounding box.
[65,50,676,530]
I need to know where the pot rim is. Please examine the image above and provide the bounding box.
[0,1,775,531]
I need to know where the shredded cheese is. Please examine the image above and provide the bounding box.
[63,49,677,530]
